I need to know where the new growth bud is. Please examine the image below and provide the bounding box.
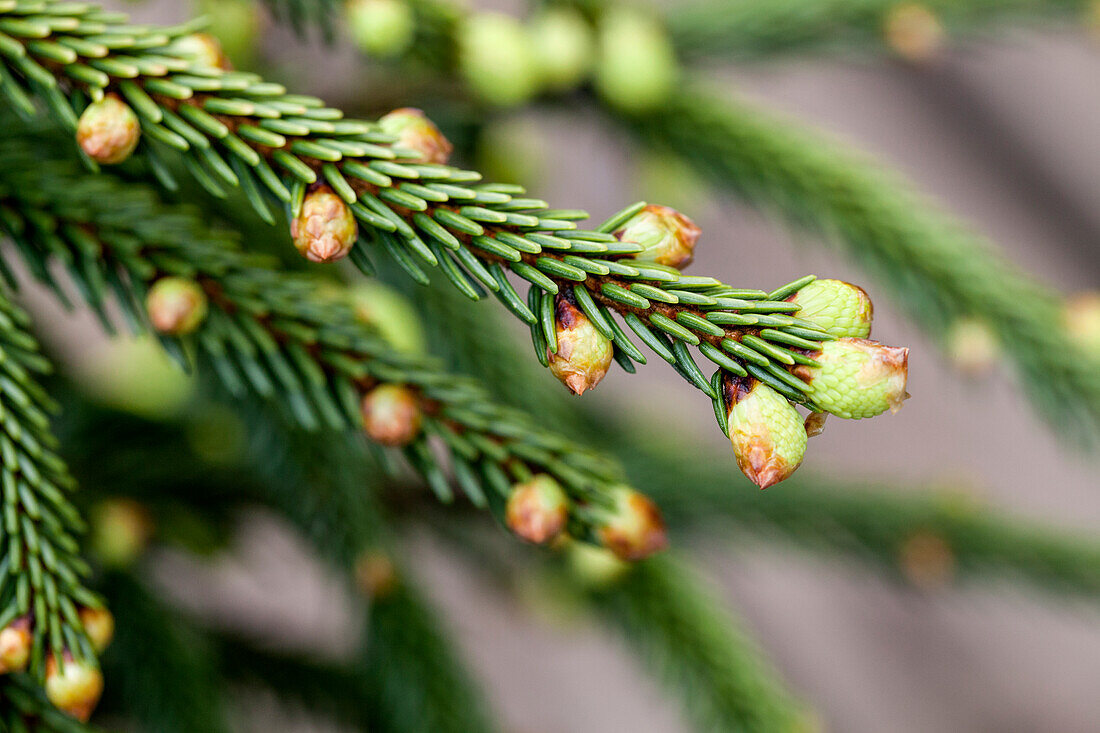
[946,318,999,375]
[79,607,114,654]
[613,204,700,269]
[1064,292,1100,358]
[785,278,873,338]
[90,498,154,567]
[884,3,945,63]
[354,550,399,598]
[45,652,104,722]
[547,295,614,395]
[458,13,538,107]
[172,33,230,69]
[291,186,358,263]
[595,486,668,561]
[794,338,910,419]
[361,384,422,446]
[506,474,570,545]
[77,95,141,165]
[724,375,807,489]
[348,0,416,58]
[530,7,594,92]
[0,617,32,674]
[595,8,677,113]
[146,277,208,335]
[378,108,453,165]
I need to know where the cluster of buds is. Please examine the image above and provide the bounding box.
[593,486,668,561]
[360,384,422,446]
[171,32,231,69]
[146,277,209,335]
[378,108,453,165]
[723,375,807,489]
[613,204,700,269]
[291,186,358,263]
[347,0,416,58]
[548,293,614,395]
[76,94,141,165]
[505,474,570,545]
[883,3,945,63]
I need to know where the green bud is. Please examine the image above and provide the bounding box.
[530,7,594,93]
[171,32,229,69]
[79,607,114,655]
[794,338,910,419]
[361,384,422,446]
[595,486,668,561]
[90,498,154,568]
[0,617,32,674]
[349,282,426,355]
[458,13,539,107]
[146,277,208,335]
[77,94,141,164]
[566,541,629,589]
[785,278,873,338]
[354,550,399,598]
[613,204,700,269]
[945,318,998,375]
[1064,292,1100,358]
[195,0,261,68]
[292,186,358,263]
[46,652,103,722]
[594,8,677,113]
[724,375,807,489]
[378,107,453,165]
[506,474,570,545]
[548,294,614,395]
[348,0,416,58]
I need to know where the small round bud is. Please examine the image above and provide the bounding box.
[566,541,629,589]
[884,3,944,63]
[548,295,614,395]
[146,277,208,335]
[0,617,32,674]
[77,95,141,165]
[458,13,539,107]
[354,550,399,598]
[349,282,426,355]
[172,33,229,69]
[90,498,154,567]
[724,375,807,489]
[78,607,114,654]
[785,278,873,339]
[530,7,594,93]
[195,0,261,68]
[613,204,700,269]
[595,9,677,113]
[945,318,999,375]
[291,186,358,263]
[506,474,570,545]
[595,486,668,561]
[348,0,415,58]
[898,530,954,589]
[45,652,103,722]
[1063,292,1100,358]
[378,107,453,165]
[794,338,910,419]
[361,384,422,446]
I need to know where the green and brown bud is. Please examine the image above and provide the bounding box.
[595,486,668,561]
[291,186,358,263]
[1064,292,1100,358]
[77,94,141,165]
[348,0,415,58]
[794,338,910,419]
[613,204,700,269]
[146,277,208,335]
[0,617,32,674]
[785,278,873,338]
[548,295,614,395]
[45,652,103,722]
[594,8,677,113]
[79,607,114,654]
[361,384,422,446]
[898,530,955,589]
[566,541,630,588]
[354,550,399,598]
[530,7,594,93]
[724,375,807,489]
[90,498,154,567]
[883,3,944,63]
[506,474,570,545]
[172,32,230,69]
[378,107,453,165]
[458,13,538,107]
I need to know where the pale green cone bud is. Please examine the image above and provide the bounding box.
[1064,292,1100,358]
[0,616,32,674]
[613,204,700,269]
[378,107,453,164]
[349,282,426,355]
[785,278,873,338]
[458,13,539,107]
[945,318,999,375]
[723,375,807,489]
[348,0,415,58]
[361,384,422,446]
[548,295,614,395]
[46,652,103,722]
[171,33,229,69]
[78,607,114,655]
[794,338,910,419]
[595,486,668,561]
[595,9,677,113]
[292,186,358,263]
[506,474,570,544]
[146,277,208,335]
[530,7,594,92]
[77,95,141,165]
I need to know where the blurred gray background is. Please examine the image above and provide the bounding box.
[58,4,1100,731]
